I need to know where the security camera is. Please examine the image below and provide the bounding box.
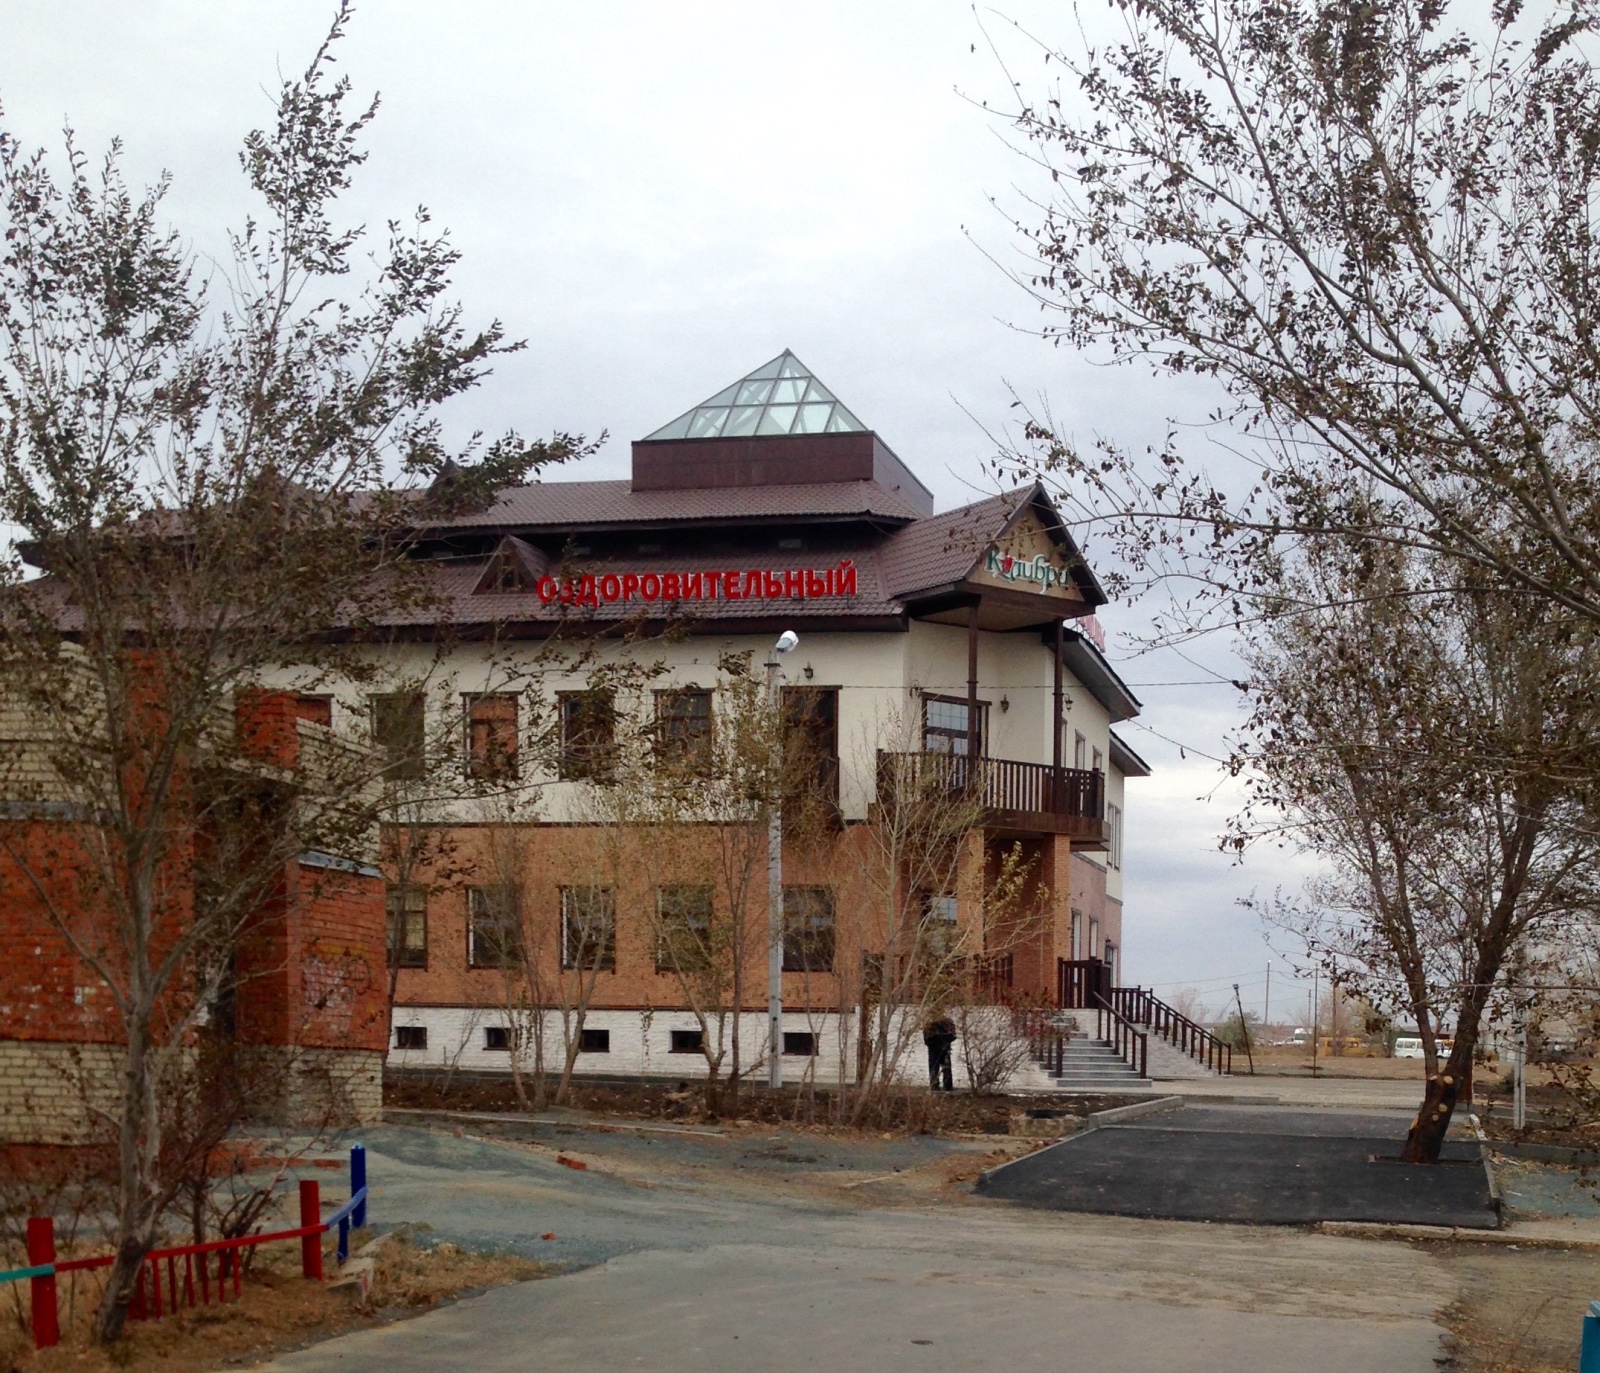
[775,630,799,654]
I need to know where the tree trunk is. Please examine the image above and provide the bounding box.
[1401,1031,1477,1162]
[95,1026,157,1344]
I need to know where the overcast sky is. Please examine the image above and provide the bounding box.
[2,1,1322,1023]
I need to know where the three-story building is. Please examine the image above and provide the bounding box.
[296,352,1150,1084]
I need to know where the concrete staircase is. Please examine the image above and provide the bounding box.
[1144,1031,1228,1081]
[1039,1036,1153,1091]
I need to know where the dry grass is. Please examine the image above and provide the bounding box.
[1434,1245,1598,1373]
[0,1232,546,1373]
[386,1071,1141,1134]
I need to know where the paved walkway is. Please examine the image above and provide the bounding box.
[980,1103,1497,1228]
[260,1123,1456,1373]
[1165,1075,1428,1111]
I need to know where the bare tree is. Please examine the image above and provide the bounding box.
[993,0,1600,634]
[841,713,1044,1121]
[1235,542,1600,1159]
[0,9,578,1340]
[628,655,779,1114]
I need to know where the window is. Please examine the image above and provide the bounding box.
[468,884,522,968]
[656,884,714,973]
[669,1028,704,1054]
[484,1026,512,1051]
[782,886,836,973]
[561,886,617,971]
[559,690,616,780]
[1092,746,1103,775]
[371,693,426,780]
[1070,908,1083,960]
[782,687,838,760]
[386,885,428,969]
[294,694,333,727]
[394,1025,427,1050]
[482,545,535,593]
[654,688,713,768]
[923,696,985,755]
[782,686,840,819]
[922,892,960,959]
[579,1027,611,1054]
[1089,916,1101,960]
[1074,731,1087,772]
[1107,802,1123,869]
[1103,941,1117,987]
[783,1031,817,1057]
[465,694,519,780]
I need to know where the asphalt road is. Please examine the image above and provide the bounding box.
[979,1104,1499,1227]
[259,1120,1458,1373]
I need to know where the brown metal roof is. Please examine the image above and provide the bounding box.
[371,544,901,631]
[379,483,1105,634]
[422,478,925,532]
[877,490,1028,599]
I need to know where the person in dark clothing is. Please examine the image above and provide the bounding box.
[924,1016,957,1091]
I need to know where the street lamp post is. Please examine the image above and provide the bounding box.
[766,630,798,1089]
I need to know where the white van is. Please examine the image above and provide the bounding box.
[1393,1036,1450,1059]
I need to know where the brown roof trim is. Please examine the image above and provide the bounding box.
[355,613,910,643]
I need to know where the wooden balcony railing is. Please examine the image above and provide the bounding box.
[875,751,1107,841]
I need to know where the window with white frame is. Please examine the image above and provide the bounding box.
[1107,803,1123,869]
[561,886,616,971]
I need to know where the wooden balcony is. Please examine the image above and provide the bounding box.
[875,751,1108,845]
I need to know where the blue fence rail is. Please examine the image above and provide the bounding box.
[0,1143,369,1349]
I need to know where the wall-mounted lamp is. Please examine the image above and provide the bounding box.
[1000,695,1011,713]
[803,663,815,681]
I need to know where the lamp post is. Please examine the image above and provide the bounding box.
[766,630,799,1089]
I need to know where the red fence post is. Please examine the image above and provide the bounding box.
[27,1217,58,1349]
[299,1180,323,1281]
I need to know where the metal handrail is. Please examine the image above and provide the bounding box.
[1091,994,1148,1081]
[876,751,1105,821]
[1112,986,1232,1075]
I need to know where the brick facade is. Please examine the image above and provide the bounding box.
[0,690,387,1150]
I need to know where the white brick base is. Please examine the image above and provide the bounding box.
[385,1006,1021,1089]
[0,1040,384,1146]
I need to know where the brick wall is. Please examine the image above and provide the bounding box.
[0,1039,124,1146]
[386,819,1085,1026]
[0,686,388,1147]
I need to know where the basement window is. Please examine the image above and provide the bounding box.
[394,1026,427,1050]
[782,1032,817,1057]
[294,694,333,727]
[580,1028,611,1054]
[484,1026,512,1052]
[669,1029,704,1054]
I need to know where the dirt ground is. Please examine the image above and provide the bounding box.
[1431,1243,1599,1373]
[0,1231,546,1373]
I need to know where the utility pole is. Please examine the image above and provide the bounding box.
[1310,966,1319,1078]
[1233,983,1255,1075]
[1513,998,1527,1132]
[1264,963,1271,1037]
[766,630,798,1090]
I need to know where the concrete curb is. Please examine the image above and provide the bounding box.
[1317,1220,1600,1249]
[1467,1113,1503,1225]
[1090,1095,1185,1126]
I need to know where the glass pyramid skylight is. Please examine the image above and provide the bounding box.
[643,351,868,441]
